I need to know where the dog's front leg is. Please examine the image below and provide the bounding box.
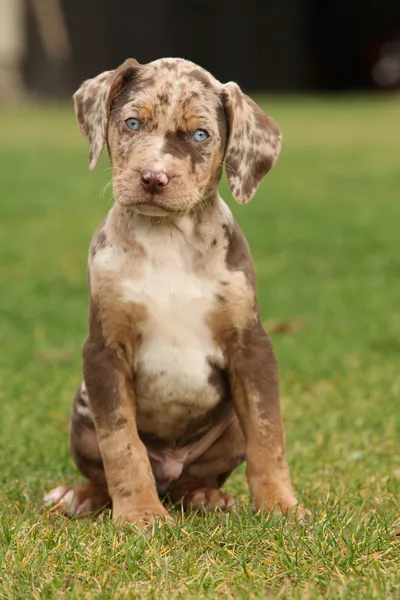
[83,333,170,527]
[229,322,300,515]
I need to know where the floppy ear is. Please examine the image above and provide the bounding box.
[222,82,282,204]
[73,58,140,170]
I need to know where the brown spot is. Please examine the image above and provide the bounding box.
[162,61,178,72]
[163,133,208,167]
[222,222,255,288]
[187,69,212,89]
[104,59,141,117]
[110,74,156,112]
[84,95,95,114]
[157,93,169,106]
[225,152,241,181]
[93,279,148,351]
[90,225,108,258]
[216,100,228,154]
[112,415,128,429]
[75,98,86,134]
[240,154,273,199]
[215,293,226,303]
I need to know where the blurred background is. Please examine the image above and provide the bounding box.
[2,0,400,100]
[1,2,400,593]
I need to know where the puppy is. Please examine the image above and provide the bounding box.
[44,57,301,526]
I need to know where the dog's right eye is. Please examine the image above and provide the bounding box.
[125,118,141,131]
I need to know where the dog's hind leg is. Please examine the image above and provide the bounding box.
[43,480,110,516]
[169,417,245,512]
[43,383,111,516]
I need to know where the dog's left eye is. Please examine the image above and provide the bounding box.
[125,118,141,131]
[192,129,209,142]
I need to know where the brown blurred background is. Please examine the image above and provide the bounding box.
[1,0,400,102]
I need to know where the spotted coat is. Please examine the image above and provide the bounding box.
[44,57,302,526]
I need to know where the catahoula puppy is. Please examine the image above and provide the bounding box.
[44,57,302,526]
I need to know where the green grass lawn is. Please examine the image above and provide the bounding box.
[0,96,399,599]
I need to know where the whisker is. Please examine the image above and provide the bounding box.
[99,179,113,200]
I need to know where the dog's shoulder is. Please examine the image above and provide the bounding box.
[221,218,256,289]
[89,219,108,260]
[88,210,146,277]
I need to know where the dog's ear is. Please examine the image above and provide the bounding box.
[222,82,282,204]
[73,58,140,170]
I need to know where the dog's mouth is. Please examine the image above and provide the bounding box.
[116,187,192,218]
[134,201,172,217]
[117,197,185,218]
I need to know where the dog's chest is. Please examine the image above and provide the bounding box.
[114,225,224,438]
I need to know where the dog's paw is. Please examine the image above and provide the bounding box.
[43,483,110,516]
[259,502,310,523]
[184,488,234,512]
[252,488,308,522]
[112,504,174,529]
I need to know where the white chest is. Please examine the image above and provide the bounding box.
[118,225,224,437]
[123,247,221,365]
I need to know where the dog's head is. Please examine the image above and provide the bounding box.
[74,58,282,215]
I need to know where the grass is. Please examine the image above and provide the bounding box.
[0,95,399,599]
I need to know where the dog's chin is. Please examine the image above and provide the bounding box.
[117,193,191,218]
[133,202,172,217]
[115,186,206,218]
[116,197,175,217]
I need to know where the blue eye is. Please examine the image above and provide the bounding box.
[192,129,209,142]
[125,118,141,131]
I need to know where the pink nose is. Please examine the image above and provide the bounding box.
[140,169,170,192]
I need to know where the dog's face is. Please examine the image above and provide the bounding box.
[74,58,282,214]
